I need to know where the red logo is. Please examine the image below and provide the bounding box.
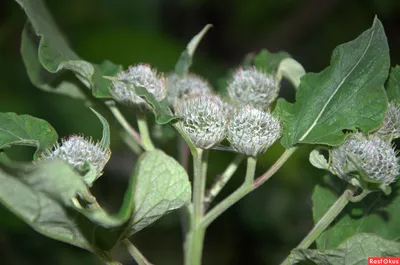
[369,258,400,264]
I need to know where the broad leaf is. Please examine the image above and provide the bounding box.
[277,17,389,148]
[312,181,400,249]
[175,24,212,76]
[21,24,86,100]
[17,0,122,99]
[0,112,57,159]
[386,66,400,105]
[289,233,400,265]
[123,150,191,235]
[0,150,190,251]
[0,160,92,250]
[254,49,290,73]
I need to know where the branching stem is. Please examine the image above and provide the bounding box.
[202,148,297,228]
[204,154,245,207]
[280,185,370,265]
[136,113,155,151]
[123,239,153,265]
[106,101,144,152]
[185,148,208,265]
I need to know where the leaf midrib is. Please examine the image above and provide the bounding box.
[298,21,377,142]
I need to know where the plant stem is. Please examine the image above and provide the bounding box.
[178,137,191,242]
[279,185,360,265]
[106,101,144,151]
[201,156,257,228]
[204,154,245,207]
[104,260,122,265]
[179,137,190,172]
[202,148,297,228]
[193,148,205,219]
[123,239,153,265]
[245,156,257,185]
[136,113,155,151]
[172,122,197,153]
[253,147,298,188]
[97,251,122,265]
[120,131,143,155]
[297,186,357,249]
[185,148,207,265]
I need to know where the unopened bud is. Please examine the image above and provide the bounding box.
[174,95,227,149]
[111,64,166,109]
[375,103,400,141]
[227,67,279,108]
[227,105,281,156]
[167,73,212,107]
[39,135,111,179]
[331,133,398,187]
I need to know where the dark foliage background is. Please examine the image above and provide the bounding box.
[0,0,399,264]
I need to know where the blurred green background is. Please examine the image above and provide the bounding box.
[0,0,399,264]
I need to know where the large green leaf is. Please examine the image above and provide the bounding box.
[17,0,122,99]
[386,66,400,105]
[289,233,400,265]
[312,181,400,249]
[277,17,389,148]
[123,150,191,235]
[0,159,93,250]
[0,112,58,159]
[76,150,191,233]
[0,149,190,251]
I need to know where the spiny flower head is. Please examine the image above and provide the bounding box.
[227,67,280,108]
[111,64,166,109]
[167,73,212,106]
[39,135,111,180]
[375,103,400,141]
[227,105,281,156]
[174,95,227,149]
[331,133,398,187]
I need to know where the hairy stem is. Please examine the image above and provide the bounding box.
[202,148,297,228]
[106,101,144,152]
[123,239,153,265]
[178,137,191,243]
[185,148,207,265]
[201,156,257,228]
[136,113,155,151]
[280,185,366,265]
[120,131,143,155]
[97,251,122,265]
[103,259,122,265]
[179,137,190,172]
[297,186,356,249]
[253,147,298,188]
[204,154,245,207]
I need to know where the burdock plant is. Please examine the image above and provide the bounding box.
[1,2,400,265]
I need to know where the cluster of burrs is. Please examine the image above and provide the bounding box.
[173,67,282,156]
[38,135,111,182]
[110,64,282,156]
[328,103,400,192]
